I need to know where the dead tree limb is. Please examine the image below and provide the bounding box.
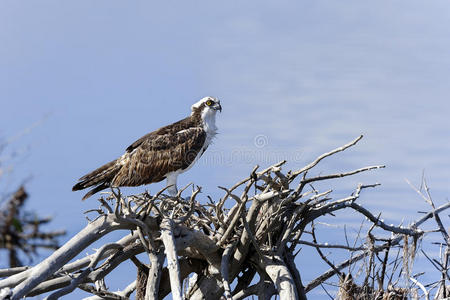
[1,135,447,299]
[160,217,182,300]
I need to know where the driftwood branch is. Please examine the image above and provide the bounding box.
[1,135,447,299]
[160,217,182,300]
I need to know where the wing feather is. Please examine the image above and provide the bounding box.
[112,127,206,186]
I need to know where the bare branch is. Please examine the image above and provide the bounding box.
[0,267,29,278]
[2,135,445,300]
[410,277,429,300]
[260,254,298,299]
[221,242,235,300]
[160,217,182,300]
[290,134,363,179]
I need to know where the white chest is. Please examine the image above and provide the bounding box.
[179,110,217,173]
[201,108,218,148]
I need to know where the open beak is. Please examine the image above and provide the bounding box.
[214,102,222,112]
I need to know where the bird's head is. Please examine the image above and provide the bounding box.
[191,96,222,116]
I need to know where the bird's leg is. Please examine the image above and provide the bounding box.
[167,185,178,197]
[166,173,178,197]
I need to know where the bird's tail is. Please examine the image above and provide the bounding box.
[72,159,120,200]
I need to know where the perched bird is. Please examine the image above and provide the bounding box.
[72,97,222,200]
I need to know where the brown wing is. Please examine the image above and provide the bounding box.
[112,127,206,187]
[126,117,194,153]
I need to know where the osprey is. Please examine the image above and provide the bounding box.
[72,97,222,200]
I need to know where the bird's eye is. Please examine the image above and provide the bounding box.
[206,100,213,106]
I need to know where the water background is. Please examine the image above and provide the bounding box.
[1,1,449,298]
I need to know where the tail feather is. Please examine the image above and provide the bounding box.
[73,159,120,200]
[81,183,109,201]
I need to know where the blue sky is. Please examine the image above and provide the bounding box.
[1,1,450,298]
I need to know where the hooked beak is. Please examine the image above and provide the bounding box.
[214,102,222,112]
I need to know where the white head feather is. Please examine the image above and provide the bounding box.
[191,96,218,111]
[190,96,221,141]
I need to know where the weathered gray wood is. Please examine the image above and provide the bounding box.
[1,136,439,300]
[160,218,182,300]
